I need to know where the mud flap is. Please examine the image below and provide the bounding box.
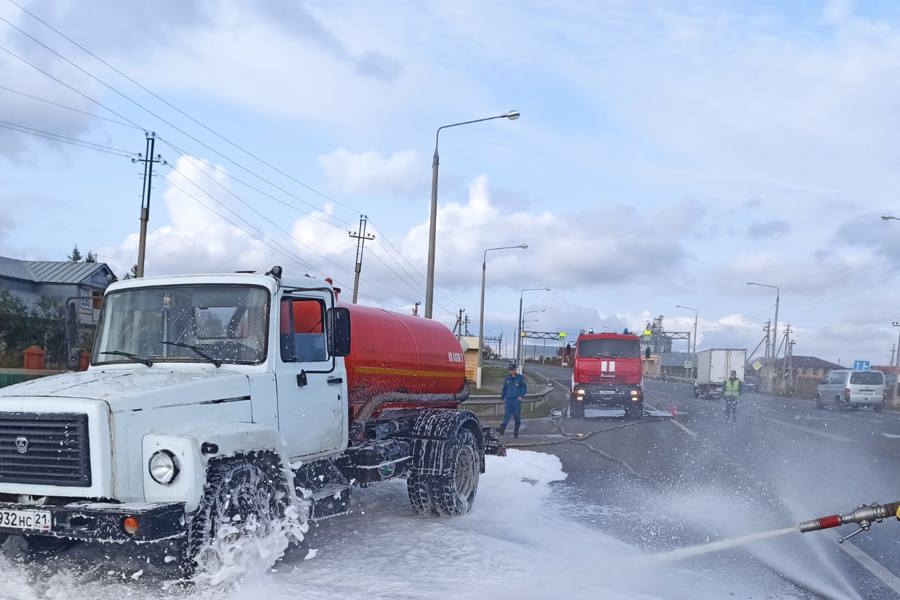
[482,426,506,457]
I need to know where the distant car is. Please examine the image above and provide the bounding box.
[815,369,885,412]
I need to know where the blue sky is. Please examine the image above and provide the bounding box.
[3,0,900,364]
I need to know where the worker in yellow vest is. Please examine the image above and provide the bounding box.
[723,370,742,422]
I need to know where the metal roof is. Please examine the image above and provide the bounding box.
[0,255,111,285]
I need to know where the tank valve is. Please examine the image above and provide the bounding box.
[799,500,900,543]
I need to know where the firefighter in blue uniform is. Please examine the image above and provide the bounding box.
[500,363,528,438]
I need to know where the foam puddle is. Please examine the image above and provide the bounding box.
[640,526,798,565]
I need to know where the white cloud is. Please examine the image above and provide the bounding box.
[317,149,424,198]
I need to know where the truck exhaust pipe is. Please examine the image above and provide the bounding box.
[799,500,900,543]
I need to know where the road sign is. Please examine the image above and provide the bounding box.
[643,329,652,339]
[559,332,567,338]
[853,360,870,371]
[752,360,762,371]
[683,360,693,369]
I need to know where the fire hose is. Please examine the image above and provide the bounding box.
[799,500,900,543]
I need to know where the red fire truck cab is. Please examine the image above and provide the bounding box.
[570,331,643,419]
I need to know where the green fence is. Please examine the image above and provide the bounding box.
[0,368,63,388]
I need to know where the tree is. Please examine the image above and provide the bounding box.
[67,245,82,262]
[122,264,138,279]
[85,251,97,263]
[0,291,66,368]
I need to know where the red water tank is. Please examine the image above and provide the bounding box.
[342,304,466,418]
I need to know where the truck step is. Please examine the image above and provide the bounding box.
[307,484,351,521]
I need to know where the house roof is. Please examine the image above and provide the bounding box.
[660,352,695,367]
[0,255,112,285]
[760,355,842,371]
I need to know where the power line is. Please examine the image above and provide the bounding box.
[0,13,356,230]
[5,0,362,215]
[166,163,417,306]
[167,172,395,309]
[3,0,464,310]
[0,119,133,156]
[0,84,140,129]
[1,3,459,315]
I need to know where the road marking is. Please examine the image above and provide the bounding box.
[837,539,900,596]
[668,418,698,439]
[754,414,856,444]
[549,378,570,392]
[644,402,698,439]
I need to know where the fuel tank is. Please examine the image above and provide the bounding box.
[341,304,466,418]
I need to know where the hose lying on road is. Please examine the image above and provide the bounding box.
[505,413,656,482]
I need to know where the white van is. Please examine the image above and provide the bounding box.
[815,369,886,412]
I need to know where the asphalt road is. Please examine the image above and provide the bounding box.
[506,363,900,599]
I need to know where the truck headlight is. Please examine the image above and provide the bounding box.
[148,450,179,485]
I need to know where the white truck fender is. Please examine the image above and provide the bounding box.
[143,423,293,513]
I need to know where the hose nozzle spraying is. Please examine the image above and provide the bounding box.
[799,500,900,543]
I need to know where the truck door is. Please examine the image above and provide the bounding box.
[275,293,346,458]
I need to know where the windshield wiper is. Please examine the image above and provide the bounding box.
[99,350,153,367]
[160,341,222,368]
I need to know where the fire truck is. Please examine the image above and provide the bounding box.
[569,330,644,418]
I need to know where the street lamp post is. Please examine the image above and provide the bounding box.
[881,215,900,222]
[477,243,528,388]
[517,288,550,371]
[425,110,521,319]
[747,282,780,391]
[675,305,699,354]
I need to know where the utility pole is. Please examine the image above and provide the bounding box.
[348,214,375,304]
[891,344,896,367]
[133,132,165,278]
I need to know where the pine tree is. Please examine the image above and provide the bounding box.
[67,245,83,262]
[85,251,97,263]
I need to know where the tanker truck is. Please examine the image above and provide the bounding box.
[0,267,500,571]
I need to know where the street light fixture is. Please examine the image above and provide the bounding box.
[675,305,699,354]
[517,288,550,369]
[477,243,528,388]
[881,215,900,221]
[424,110,521,319]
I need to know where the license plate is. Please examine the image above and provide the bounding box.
[0,509,52,532]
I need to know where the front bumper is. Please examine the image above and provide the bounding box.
[573,386,642,407]
[0,501,186,543]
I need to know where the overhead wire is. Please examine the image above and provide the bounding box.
[4,0,362,215]
[3,1,466,311]
[0,12,355,231]
[1,4,462,317]
[0,119,133,157]
[165,162,412,308]
[0,84,140,129]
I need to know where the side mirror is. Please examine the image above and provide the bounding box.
[327,307,351,357]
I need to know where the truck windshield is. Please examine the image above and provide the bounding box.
[92,284,270,366]
[577,339,640,358]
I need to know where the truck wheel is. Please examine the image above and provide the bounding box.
[408,428,480,517]
[185,453,289,575]
[431,428,479,516]
[625,402,644,419]
[570,400,585,419]
[406,474,434,515]
[815,395,824,410]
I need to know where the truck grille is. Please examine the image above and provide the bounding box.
[0,413,91,487]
